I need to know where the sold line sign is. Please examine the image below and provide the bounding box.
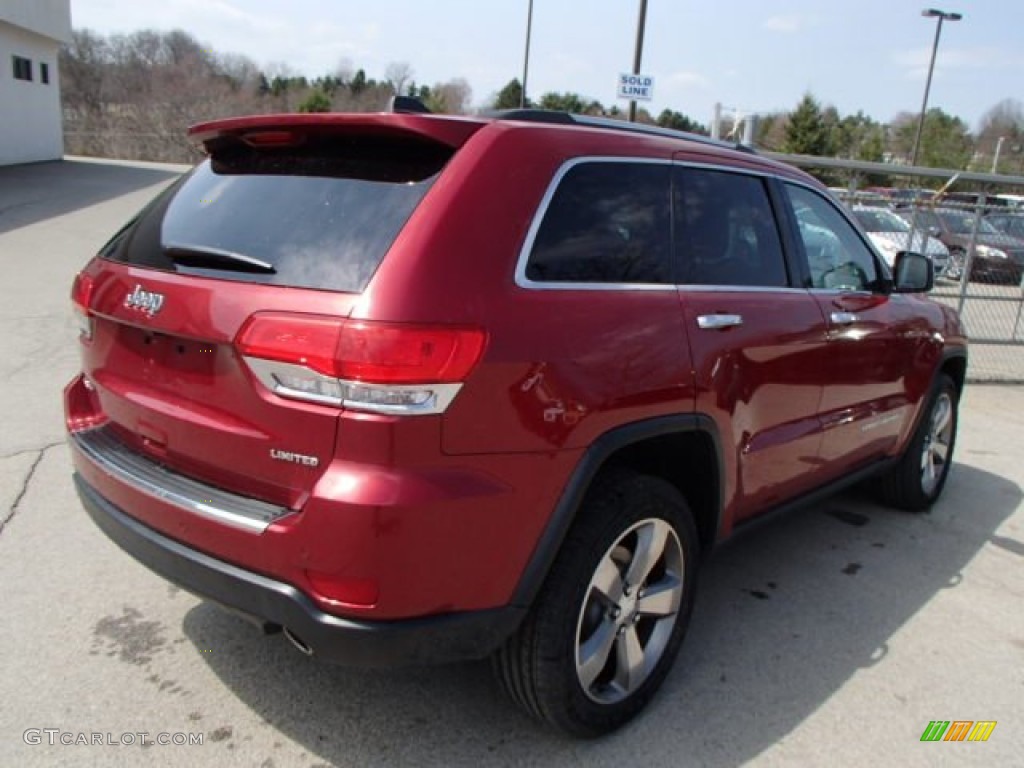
[618,73,654,101]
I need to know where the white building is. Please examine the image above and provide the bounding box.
[0,1,71,165]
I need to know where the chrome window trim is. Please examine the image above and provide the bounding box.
[514,156,800,293]
[71,425,293,534]
[680,285,810,295]
[667,159,775,179]
[806,288,875,297]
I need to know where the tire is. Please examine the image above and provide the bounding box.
[880,374,958,512]
[945,248,964,282]
[493,469,699,737]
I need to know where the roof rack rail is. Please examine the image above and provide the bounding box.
[389,95,432,115]
[485,108,756,154]
[479,109,575,125]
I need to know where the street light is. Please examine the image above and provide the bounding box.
[910,8,962,167]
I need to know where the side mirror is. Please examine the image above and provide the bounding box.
[893,251,934,293]
[927,226,941,238]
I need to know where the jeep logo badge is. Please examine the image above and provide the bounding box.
[124,284,165,316]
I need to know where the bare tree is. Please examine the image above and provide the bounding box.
[385,61,414,96]
[428,78,473,114]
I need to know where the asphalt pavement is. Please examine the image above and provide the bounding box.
[0,157,1021,767]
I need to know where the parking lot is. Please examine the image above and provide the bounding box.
[1,158,1022,766]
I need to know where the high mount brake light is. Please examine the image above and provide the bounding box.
[235,314,485,415]
[241,130,304,148]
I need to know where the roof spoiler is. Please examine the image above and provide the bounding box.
[389,96,432,115]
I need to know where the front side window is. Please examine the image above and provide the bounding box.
[526,162,672,284]
[786,184,881,291]
[674,168,788,287]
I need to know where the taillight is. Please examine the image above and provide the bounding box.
[71,272,95,340]
[336,321,484,384]
[235,313,486,415]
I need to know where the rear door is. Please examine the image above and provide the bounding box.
[81,128,455,508]
[672,164,831,522]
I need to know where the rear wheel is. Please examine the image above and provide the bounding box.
[493,469,699,737]
[880,374,958,511]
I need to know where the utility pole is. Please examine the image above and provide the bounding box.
[628,0,649,123]
[520,0,534,108]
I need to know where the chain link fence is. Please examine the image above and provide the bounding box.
[766,152,1024,382]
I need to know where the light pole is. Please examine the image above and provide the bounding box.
[910,8,962,167]
[520,0,534,108]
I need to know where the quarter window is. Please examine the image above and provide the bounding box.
[674,168,788,287]
[526,162,672,284]
[13,56,32,82]
[41,62,49,84]
[786,184,881,291]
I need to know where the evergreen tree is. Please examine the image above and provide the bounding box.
[493,78,526,110]
[784,93,832,156]
[656,109,708,135]
[297,89,331,113]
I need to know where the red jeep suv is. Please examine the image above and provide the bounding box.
[65,105,967,736]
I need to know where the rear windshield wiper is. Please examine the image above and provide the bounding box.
[164,243,276,274]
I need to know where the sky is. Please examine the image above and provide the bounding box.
[70,0,1023,131]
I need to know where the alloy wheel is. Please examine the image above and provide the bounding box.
[574,518,684,704]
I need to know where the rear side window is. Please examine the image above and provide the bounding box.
[102,135,450,293]
[674,168,788,287]
[526,161,672,284]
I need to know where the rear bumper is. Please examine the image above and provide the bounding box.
[75,473,525,666]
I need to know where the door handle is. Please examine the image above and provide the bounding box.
[697,314,743,330]
[830,311,858,325]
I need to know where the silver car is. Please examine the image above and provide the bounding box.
[852,206,950,278]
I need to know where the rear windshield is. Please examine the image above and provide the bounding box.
[101,134,451,293]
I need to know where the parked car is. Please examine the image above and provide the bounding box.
[893,207,1024,284]
[65,105,967,737]
[985,211,1024,240]
[851,205,950,278]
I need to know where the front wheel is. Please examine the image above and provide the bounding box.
[880,374,959,511]
[944,249,964,281]
[493,469,699,737]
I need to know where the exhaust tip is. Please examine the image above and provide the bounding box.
[283,627,313,656]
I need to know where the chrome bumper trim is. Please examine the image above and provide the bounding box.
[70,426,293,533]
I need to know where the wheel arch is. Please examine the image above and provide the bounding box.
[940,348,967,398]
[509,414,723,609]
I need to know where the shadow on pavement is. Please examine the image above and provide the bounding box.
[183,461,1019,766]
[0,159,185,234]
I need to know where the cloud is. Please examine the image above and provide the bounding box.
[669,71,710,89]
[763,14,811,33]
[893,46,1024,80]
